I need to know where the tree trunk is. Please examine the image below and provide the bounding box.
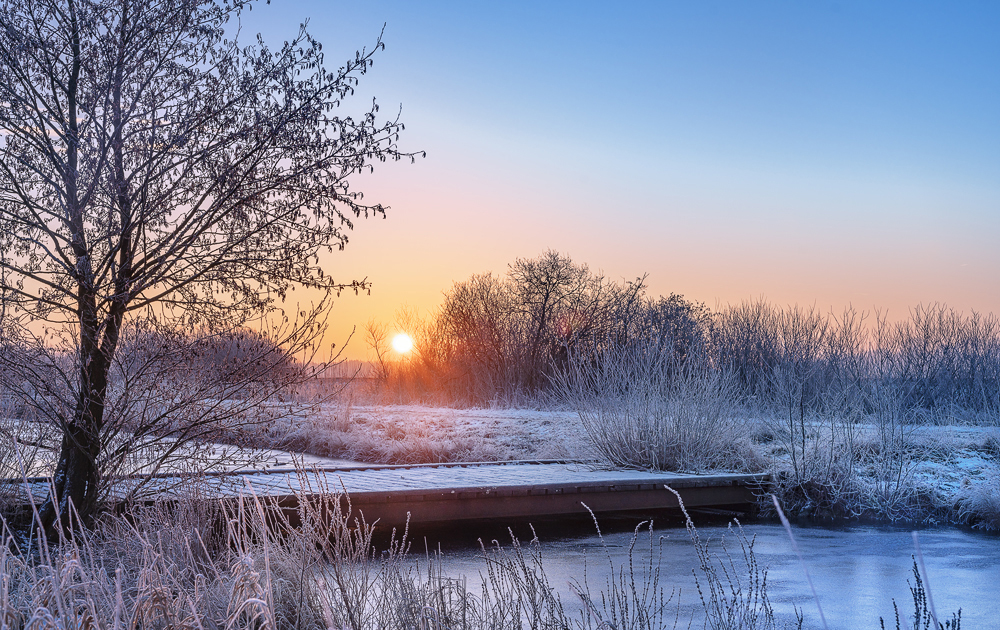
[38,352,108,536]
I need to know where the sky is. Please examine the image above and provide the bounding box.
[240,1,999,360]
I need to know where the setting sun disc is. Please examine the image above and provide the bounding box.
[392,333,414,353]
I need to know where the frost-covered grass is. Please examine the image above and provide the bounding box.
[0,469,793,629]
[262,402,592,465]
[956,476,1000,530]
[0,403,986,625]
[551,343,762,473]
[0,469,970,628]
[0,484,413,629]
[6,392,988,529]
[748,418,1000,528]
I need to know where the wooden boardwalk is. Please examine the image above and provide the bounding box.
[4,461,768,526]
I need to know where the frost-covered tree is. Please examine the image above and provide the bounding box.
[0,0,418,531]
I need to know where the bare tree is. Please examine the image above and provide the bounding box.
[0,0,418,531]
[423,252,652,404]
[365,318,391,383]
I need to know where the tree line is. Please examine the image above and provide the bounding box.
[371,251,1000,421]
[368,250,711,405]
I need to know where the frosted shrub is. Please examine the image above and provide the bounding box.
[956,475,1000,530]
[555,344,760,472]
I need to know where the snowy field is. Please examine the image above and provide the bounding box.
[906,424,1000,500]
[269,404,596,465]
[4,404,1000,525]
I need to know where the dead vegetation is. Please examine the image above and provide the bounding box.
[0,467,969,628]
[343,254,1000,526]
[551,343,761,473]
[0,470,794,629]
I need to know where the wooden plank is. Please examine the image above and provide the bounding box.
[2,461,769,526]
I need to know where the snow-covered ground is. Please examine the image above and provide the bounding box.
[268,403,595,464]
[313,405,1000,477]
[907,424,1000,499]
[5,404,999,525]
[342,405,593,460]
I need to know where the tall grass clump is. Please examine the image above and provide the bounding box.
[571,516,681,630]
[0,479,751,629]
[573,497,779,630]
[880,561,962,630]
[554,343,760,472]
[955,475,1000,530]
[675,491,779,630]
[0,475,423,630]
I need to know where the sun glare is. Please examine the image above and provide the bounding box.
[392,333,414,354]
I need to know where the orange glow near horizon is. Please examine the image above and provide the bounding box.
[239,1,999,365]
[301,106,999,365]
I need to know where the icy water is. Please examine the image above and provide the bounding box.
[424,520,1000,629]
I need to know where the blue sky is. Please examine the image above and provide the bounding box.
[242,1,999,356]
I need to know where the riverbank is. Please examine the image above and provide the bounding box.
[262,403,1000,530]
[0,468,985,630]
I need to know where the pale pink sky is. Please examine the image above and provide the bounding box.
[313,150,998,360]
[252,2,1000,361]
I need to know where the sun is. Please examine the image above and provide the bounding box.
[391,333,414,354]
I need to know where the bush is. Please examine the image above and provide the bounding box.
[554,343,760,472]
[712,301,1000,425]
[363,251,709,407]
[955,476,1000,530]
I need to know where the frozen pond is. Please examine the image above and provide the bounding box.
[424,519,1000,629]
